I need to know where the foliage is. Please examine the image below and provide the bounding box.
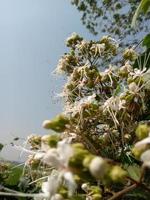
[70,0,150,46]
[132,0,150,27]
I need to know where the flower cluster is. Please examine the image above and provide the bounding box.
[30,34,150,199]
[1,34,150,200]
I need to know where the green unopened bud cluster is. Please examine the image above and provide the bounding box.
[136,124,149,140]
[42,114,69,132]
[28,135,41,150]
[123,48,138,61]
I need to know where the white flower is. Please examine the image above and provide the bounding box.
[78,94,96,107]
[41,170,76,199]
[128,82,139,92]
[42,172,62,199]
[135,136,150,149]
[141,149,150,167]
[66,32,79,43]
[130,68,147,79]
[57,138,74,168]
[42,120,52,129]
[25,135,76,198]
[67,94,97,117]
[51,194,64,200]
[90,43,105,56]
[55,55,73,74]
[103,96,125,112]
[81,183,89,193]
[41,135,52,152]
[63,171,77,196]
[34,152,45,160]
[42,138,73,169]
[42,148,60,168]
[89,156,108,179]
[76,40,89,54]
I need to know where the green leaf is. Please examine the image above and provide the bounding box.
[125,187,150,200]
[5,165,23,186]
[133,48,150,70]
[125,164,141,181]
[132,0,150,27]
[113,84,121,96]
[143,34,150,48]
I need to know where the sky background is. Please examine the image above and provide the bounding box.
[0,0,100,161]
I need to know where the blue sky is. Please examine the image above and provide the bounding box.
[0,0,99,160]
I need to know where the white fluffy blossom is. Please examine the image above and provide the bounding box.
[90,43,105,56]
[103,96,126,112]
[34,138,76,199]
[135,136,150,149]
[42,172,61,198]
[42,138,73,168]
[141,149,150,167]
[89,156,108,179]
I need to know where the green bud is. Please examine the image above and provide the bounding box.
[115,3,122,9]
[28,135,41,150]
[83,155,94,168]
[119,63,132,78]
[53,194,64,200]
[59,187,68,199]
[66,32,83,47]
[109,166,127,182]
[41,134,60,148]
[92,194,102,200]
[28,158,40,169]
[132,146,146,159]
[69,147,89,169]
[72,143,85,149]
[127,77,134,84]
[90,186,102,194]
[89,186,102,200]
[136,124,149,140]
[42,114,69,132]
[123,48,138,61]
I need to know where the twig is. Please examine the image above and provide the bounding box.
[108,184,137,200]
[0,191,46,198]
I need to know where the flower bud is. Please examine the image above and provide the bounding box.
[89,157,108,179]
[92,194,102,200]
[81,183,89,192]
[123,48,138,61]
[27,135,41,150]
[128,82,139,92]
[42,115,69,132]
[52,194,64,200]
[66,32,83,47]
[27,156,40,169]
[136,124,149,140]
[41,134,60,150]
[109,166,127,182]
[119,62,132,77]
[83,155,94,168]
[69,147,89,169]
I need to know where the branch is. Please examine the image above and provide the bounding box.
[108,184,137,200]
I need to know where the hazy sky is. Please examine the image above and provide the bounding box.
[0,0,99,160]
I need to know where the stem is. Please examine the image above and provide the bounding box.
[127,176,150,193]
[108,184,137,200]
[0,191,46,198]
[139,165,145,182]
